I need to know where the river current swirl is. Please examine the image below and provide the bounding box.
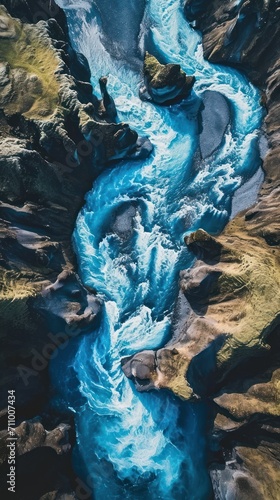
[52,1,262,498]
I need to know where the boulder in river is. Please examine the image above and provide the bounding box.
[140,52,195,105]
[98,76,118,122]
[199,90,231,159]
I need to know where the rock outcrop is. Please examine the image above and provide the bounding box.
[124,0,280,496]
[98,76,118,122]
[0,418,79,499]
[199,90,231,159]
[139,52,195,105]
[123,226,280,400]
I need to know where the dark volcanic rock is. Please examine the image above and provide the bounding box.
[184,0,209,23]
[37,270,102,334]
[186,0,280,87]
[1,0,68,28]
[184,0,280,485]
[186,1,280,496]
[140,52,195,105]
[98,76,118,122]
[122,350,157,392]
[111,203,137,240]
[0,419,78,499]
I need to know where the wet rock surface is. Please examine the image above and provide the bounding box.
[140,52,195,105]
[111,203,137,240]
[199,90,231,159]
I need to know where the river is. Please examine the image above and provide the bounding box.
[52,1,262,498]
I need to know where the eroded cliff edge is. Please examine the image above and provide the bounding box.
[123,1,280,497]
[0,1,151,497]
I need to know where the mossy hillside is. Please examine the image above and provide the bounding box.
[130,219,280,401]
[215,368,280,420]
[0,269,40,365]
[215,216,280,368]
[175,221,280,400]
[235,445,280,500]
[0,6,60,119]
[153,348,193,400]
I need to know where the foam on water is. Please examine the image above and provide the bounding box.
[52,1,263,498]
